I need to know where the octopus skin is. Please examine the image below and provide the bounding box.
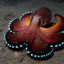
[4,7,64,58]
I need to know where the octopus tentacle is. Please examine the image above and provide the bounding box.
[26,43,54,58]
[26,29,54,58]
[40,14,64,32]
[39,14,64,44]
[5,29,28,48]
[4,12,33,48]
[10,13,33,32]
[39,30,64,44]
[26,27,36,47]
[51,14,64,32]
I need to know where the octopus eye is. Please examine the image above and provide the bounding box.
[38,18,43,25]
[39,18,43,22]
[40,18,43,22]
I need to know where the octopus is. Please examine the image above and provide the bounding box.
[4,7,64,58]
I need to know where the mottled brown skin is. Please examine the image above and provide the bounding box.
[5,7,64,54]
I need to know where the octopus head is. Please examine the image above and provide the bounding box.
[30,7,52,27]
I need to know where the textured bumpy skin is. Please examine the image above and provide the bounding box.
[5,7,64,57]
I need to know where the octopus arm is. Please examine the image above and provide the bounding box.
[44,32,64,43]
[6,27,29,45]
[30,29,52,54]
[5,13,34,46]
[39,28,64,44]
[40,14,64,33]
[52,14,64,31]
[10,13,33,32]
